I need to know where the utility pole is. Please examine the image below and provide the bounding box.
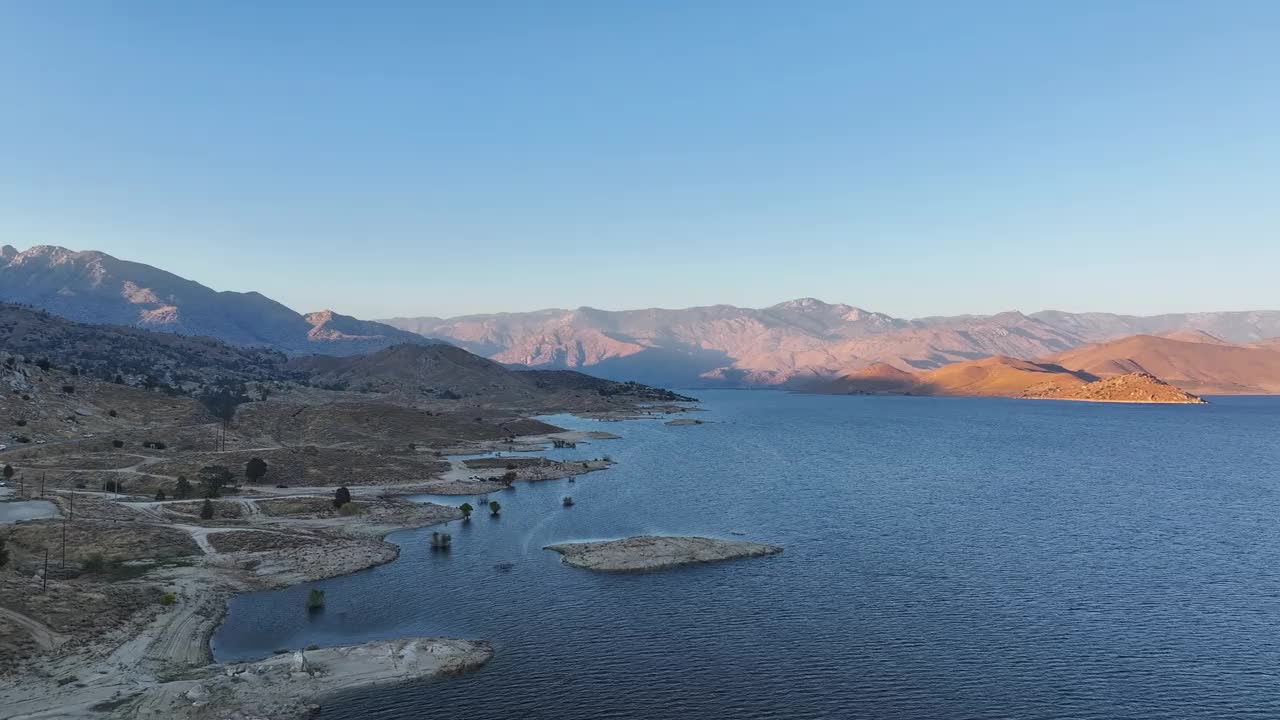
[42,548,49,593]
[61,517,67,568]
[40,472,45,497]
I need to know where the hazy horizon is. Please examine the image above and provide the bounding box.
[3,3,1278,318]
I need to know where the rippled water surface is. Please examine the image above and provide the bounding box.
[213,392,1280,719]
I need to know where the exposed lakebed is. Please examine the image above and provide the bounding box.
[213,391,1280,720]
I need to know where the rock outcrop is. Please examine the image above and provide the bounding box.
[546,536,783,572]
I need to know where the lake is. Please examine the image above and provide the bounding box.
[212,391,1280,720]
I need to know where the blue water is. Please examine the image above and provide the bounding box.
[212,391,1280,719]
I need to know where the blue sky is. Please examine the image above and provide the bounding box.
[1,2,1277,319]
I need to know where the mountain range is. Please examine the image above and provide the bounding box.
[382,300,1280,387]
[4,245,1280,392]
[0,245,428,355]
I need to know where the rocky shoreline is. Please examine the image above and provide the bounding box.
[546,536,784,572]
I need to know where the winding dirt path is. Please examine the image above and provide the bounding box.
[0,606,69,652]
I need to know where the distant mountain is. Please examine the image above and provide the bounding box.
[384,301,1280,388]
[1045,335,1280,395]
[1030,310,1280,344]
[0,245,429,355]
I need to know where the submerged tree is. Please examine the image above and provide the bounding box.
[488,500,501,516]
[306,589,326,612]
[459,502,473,521]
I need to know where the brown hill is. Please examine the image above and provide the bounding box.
[814,356,1097,397]
[1026,372,1205,404]
[1045,335,1280,394]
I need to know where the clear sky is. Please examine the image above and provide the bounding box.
[1,2,1277,320]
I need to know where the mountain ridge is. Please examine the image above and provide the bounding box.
[0,245,431,356]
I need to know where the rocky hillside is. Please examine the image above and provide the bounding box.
[289,344,694,409]
[386,299,1280,388]
[0,303,299,391]
[0,245,427,355]
[1026,372,1205,404]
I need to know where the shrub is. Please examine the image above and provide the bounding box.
[82,554,107,573]
[197,465,233,498]
[107,409,118,417]
[61,385,75,394]
[337,502,360,516]
[333,486,352,508]
[501,471,517,482]
[14,419,27,427]
[112,440,124,449]
[159,592,177,606]
[104,479,125,493]
[244,457,268,484]
[505,463,516,470]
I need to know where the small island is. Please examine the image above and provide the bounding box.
[545,535,783,572]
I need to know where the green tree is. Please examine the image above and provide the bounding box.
[197,465,233,498]
[0,538,9,569]
[459,502,473,521]
[199,499,215,520]
[155,488,167,501]
[2,464,13,481]
[244,457,268,484]
[174,476,193,500]
[488,500,501,516]
[333,486,352,508]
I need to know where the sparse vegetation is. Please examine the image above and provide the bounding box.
[197,465,233,498]
[337,502,360,516]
